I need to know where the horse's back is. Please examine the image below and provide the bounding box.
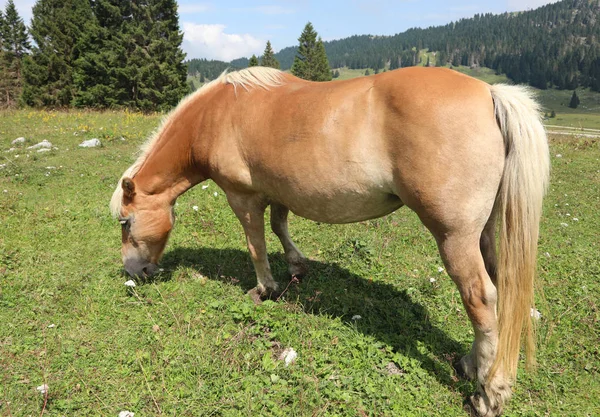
[207,67,505,226]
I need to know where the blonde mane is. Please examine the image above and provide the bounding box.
[110,67,286,217]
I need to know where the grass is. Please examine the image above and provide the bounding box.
[1,109,599,416]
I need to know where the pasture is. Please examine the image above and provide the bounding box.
[0,109,599,415]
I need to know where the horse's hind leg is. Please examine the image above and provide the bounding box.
[457,214,499,382]
[270,203,308,278]
[226,192,278,295]
[436,232,511,417]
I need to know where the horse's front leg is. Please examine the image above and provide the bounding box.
[226,192,278,295]
[270,203,308,278]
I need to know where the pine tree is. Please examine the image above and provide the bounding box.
[568,90,580,109]
[74,0,188,111]
[248,54,259,67]
[22,0,93,107]
[131,0,188,111]
[0,0,30,107]
[261,41,280,69]
[73,0,133,108]
[291,22,332,81]
[364,69,370,76]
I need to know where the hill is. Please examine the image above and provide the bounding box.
[200,0,600,92]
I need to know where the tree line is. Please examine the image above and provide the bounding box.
[228,0,600,91]
[0,0,187,111]
[189,23,332,83]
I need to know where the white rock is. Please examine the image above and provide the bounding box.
[279,347,297,366]
[429,277,436,283]
[12,137,26,145]
[437,266,444,273]
[201,184,209,189]
[192,205,199,211]
[37,148,51,153]
[48,324,56,328]
[118,412,135,417]
[555,154,562,158]
[27,140,52,150]
[36,384,49,395]
[543,252,551,258]
[79,138,101,148]
[530,308,541,320]
[124,280,136,287]
[560,222,569,227]
[573,218,579,222]
[213,192,218,197]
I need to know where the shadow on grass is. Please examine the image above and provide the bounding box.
[159,247,471,395]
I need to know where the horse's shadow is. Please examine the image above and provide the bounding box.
[158,246,472,395]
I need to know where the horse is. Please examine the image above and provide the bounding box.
[110,66,549,416]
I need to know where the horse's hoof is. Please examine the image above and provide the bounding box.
[247,286,281,304]
[247,287,263,305]
[465,393,503,417]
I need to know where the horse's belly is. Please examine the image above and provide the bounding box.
[282,190,404,224]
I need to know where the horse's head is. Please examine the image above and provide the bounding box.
[115,177,174,278]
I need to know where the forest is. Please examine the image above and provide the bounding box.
[221,0,600,91]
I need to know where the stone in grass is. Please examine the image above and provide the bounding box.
[79,138,101,148]
[384,362,403,375]
[278,347,298,366]
[12,137,26,145]
[118,412,135,417]
[27,140,52,150]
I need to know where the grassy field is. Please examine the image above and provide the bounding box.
[1,109,599,416]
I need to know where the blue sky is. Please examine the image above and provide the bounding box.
[10,0,557,61]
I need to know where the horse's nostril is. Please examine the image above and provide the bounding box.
[142,267,148,276]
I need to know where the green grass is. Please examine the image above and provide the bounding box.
[1,110,599,415]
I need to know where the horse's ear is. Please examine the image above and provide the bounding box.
[122,177,135,198]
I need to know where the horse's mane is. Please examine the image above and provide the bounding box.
[110,67,286,217]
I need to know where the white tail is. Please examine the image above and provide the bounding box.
[489,84,550,381]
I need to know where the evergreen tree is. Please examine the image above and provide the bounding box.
[22,0,93,107]
[74,0,188,111]
[364,69,370,76]
[248,54,259,67]
[261,40,280,69]
[0,0,30,107]
[123,0,188,111]
[568,90,580,109]
[73,0,133,108]
[291,23,332,81]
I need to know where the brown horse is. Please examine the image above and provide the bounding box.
[111,66,549,416]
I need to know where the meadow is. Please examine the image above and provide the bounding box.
[0,108,599,416]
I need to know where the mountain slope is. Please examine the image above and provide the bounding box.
[223,0,600,91]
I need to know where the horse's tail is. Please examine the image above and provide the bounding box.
[488,84,550,381]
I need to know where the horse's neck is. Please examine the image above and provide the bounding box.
[134,124,206,202]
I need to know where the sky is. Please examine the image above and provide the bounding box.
[9,0,558,62]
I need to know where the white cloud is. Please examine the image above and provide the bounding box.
[182,23,263,61]
[507,0,558,11]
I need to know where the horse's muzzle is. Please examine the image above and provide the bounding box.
[124,258,159,278]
